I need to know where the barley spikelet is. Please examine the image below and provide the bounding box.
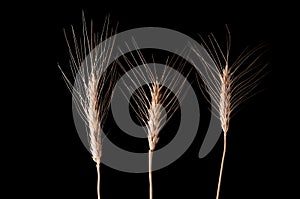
[58,14,116,199]
[220,65,232,135]
[147,81,163,151]
[191,26,268,199]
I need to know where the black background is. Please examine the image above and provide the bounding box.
[5,2,294,199]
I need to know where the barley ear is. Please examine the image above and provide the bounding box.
[191,26,268,199]
[58,14,117,199]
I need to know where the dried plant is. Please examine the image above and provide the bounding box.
[118,42,190,199]
[58,15,116,199]
[191,26,268,199]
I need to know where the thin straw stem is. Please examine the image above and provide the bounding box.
[96,163,101,199]
[149,150,154,199]
[216,134,227,199]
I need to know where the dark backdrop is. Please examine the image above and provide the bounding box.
[4,2,292,199]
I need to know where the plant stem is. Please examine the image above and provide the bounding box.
[96,162,101,199]
[216,134,227,199]
[149,150,153,199]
